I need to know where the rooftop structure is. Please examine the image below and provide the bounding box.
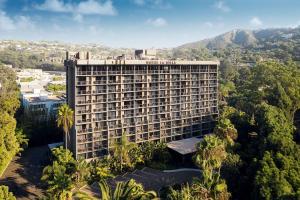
[135,49,157,60]
[65,51,219,159]
[167,137,203,155]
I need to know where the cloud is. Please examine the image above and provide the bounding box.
[0,10,35,31]
[16,16,36,29]
[88,25,103,35]
[214,1,231,12]
[133,0,171,9]
[250,17,263,27]
[35,0,71,12]
[73,13,83,23]
[0,10,15,30]
[204,22,213,28]
[35,0,117,15]
[146,17,167,27]
[203,21,225,29]
[133,0,145,6]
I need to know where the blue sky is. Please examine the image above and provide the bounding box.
[0,0,299,48]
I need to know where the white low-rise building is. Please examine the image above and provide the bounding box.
[21,90,65,120]
[16,68,66,121]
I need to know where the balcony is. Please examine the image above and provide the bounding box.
[93,99,105,103]
[77,100,91,104]
[77,119,92,123]
[94,136,108,141]
[77,71,91,76]
[93,118,105,122]
[123,80,134,84]
[93,71,106,76]
[77,128,93,133]
[77,138,92,143]
[93,90,106,94]
[92,127,100,132]
[108,107,116,111]
[124,96,133,100]
[93,80,106,84]
[94,126,107,131]
[78,147,93,153]
[77,81,91,86]
[77,110,91,114]
[93,108,105,112]
[77,91,91,95]
[124,88,134,92]
[108,88,117,92]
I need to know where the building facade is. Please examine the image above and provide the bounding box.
[22,92,65,121]
[65,52,219,159]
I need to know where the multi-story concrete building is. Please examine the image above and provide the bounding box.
[65,51,219,159]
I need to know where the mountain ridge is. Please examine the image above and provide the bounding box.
[177,26,300,50]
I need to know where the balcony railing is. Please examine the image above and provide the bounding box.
[93,99,104,103]
[77,138,92,143]
[94,80,106,84]
[77,119,91,123]
[77,91,91,95]
[77,81,91,86]
[77,100,91,104]
[93,108,105,112]
[93,118,105,122]
[93,90,106,94]
[77,110,91,114]
[93,71,106,75]
[78,147,93,152]
[77,71,92,75]
[77,128,93,133]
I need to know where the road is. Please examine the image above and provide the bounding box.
[0,146,49,200]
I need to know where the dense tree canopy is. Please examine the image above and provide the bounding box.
[221,61,300,200]
[0,65,27,175]
[0,185,16,200]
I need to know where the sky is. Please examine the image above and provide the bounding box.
[0,0,300,48]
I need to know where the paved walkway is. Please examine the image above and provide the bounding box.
[80,167,201,198]
[0,146,49,200]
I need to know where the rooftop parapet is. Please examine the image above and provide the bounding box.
[65,51,220,65]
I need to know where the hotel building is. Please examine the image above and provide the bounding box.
[65,51,219,159]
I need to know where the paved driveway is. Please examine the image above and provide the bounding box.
[0,146,49,200]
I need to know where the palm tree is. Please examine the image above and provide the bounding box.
[41,161,74,200]
[75,179,157,200]
[57,104,74,150]
[193,135,229,200]
[75,158,90,185]
[111,133,137,172]
[101,179,157,200]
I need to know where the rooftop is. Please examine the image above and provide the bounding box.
[73,59,220,66]
[167,137,203,155]
[66,51,220,65]
[24,94,66,103]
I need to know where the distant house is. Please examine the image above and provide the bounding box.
[21,91,65,121]
[17,68,66,121]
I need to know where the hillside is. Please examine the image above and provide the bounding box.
[0,27,299,70]
[174,27,300,63]
[179,27,300,50]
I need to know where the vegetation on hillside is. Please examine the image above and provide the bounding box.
[0,185,16,200]
[45,83,66,92]
[20,77,34,82]
[0,65,27,175]
[216,61,300,200]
